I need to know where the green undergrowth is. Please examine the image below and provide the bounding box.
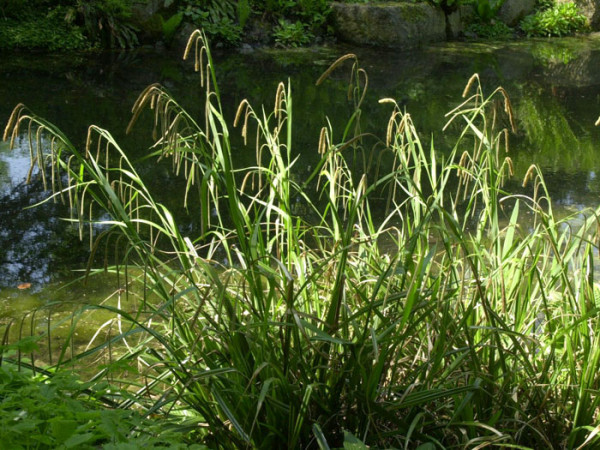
[3,29,600,448]
[521,1,588,37]
[0,1,138,51]
[0,357,202,449]
[0,14,87,51]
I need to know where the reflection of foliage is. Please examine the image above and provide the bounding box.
[0,175,90,287]
[403,81,426,101]
[0,151,8,191]
[530,42,577,66]
[516,85,595,172]
[390,77,461,146]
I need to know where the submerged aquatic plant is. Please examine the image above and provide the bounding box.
[3,29,600,448]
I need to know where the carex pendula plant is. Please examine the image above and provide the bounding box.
[3,29,600,449]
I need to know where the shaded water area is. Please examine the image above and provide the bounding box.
[3,35,600,307]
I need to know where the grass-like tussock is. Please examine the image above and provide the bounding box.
[3,30,600,449]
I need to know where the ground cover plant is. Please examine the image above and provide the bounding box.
[178,0,330,47]
[0,0,138,50]
[3,29,600,448]
[0,356,199,448]
[0,0,331,50]
[521,1,588,37]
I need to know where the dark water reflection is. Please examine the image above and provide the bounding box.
[3,35,600,291]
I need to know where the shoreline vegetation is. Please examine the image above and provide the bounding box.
[0,0,592,52]
[2,28,600,448]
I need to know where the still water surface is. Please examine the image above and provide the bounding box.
[3,35,600,304]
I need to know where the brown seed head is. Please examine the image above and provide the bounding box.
[462,74,480,98]
[316,54,357,86]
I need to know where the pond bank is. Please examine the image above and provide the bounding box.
[328,0,600,49]
[328,0,537,48]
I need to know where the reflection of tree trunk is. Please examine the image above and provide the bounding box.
[542,50,600,87]
[543,51,593,88]
[445,14,453,40]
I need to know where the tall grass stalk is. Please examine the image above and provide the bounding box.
[3,30,600,448]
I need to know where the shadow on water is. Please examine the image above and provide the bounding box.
[3,35,600,299]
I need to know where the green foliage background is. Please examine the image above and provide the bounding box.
[0,0,138,50]
[0,0,592,51]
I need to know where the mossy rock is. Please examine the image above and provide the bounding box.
[134,13,164,43]
[498,0,535,26]
[330,2,446,48]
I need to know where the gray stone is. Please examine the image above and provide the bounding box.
[556,0,600,30]
[240,43,254,54]
[173,22,198,53]
[330,2,446,49]
[497,0,536,26]
[130,0,172,44]
[131,0,167,23]
[447,5,476,39]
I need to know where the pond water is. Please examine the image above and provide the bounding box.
[3,35,600,308]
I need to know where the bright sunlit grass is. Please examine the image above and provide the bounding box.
[2,29,600,449]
